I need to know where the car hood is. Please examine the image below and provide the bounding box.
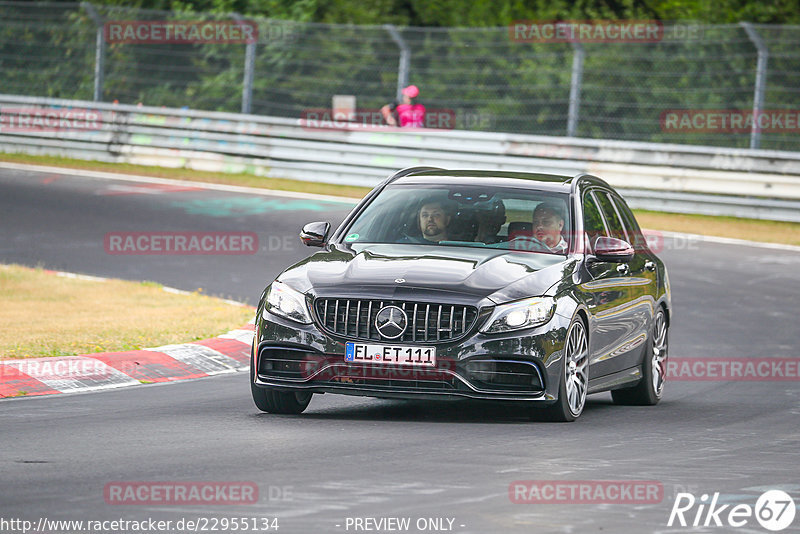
[277,243,575,305]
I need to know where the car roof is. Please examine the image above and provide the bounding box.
[391,169,577,192]
[389,168,617,194]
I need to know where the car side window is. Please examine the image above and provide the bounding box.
[613,195,648,251]
[594,191,627,242]
[582,191,607,253]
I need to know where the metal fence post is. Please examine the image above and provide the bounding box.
[741,22,769,150]
[234,14,256,114]
[567,41,584,137]
[81,2,105,102]
[384,24,410,101]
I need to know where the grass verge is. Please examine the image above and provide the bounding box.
[0,264,254,359]
[2,152,799,246]
[633,211,800,246]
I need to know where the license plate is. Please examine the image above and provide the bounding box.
[345,342,436,367]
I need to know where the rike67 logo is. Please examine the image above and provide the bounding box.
[668,490,796,531]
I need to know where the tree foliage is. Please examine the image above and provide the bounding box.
[5,1,799,150]
[50,0,800,24]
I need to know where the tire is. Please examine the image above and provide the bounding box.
[251,348,312,414]
[611,307,668,406]
[535,316,589,422]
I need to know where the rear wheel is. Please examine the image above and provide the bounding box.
[251,348,312,414]
[535,317,588,422]
[611,307,668,406]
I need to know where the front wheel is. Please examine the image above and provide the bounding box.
[535,316,589,422]
[252,386,313,414]
[611,307,668,406]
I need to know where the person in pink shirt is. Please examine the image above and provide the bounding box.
[381,85,426,127]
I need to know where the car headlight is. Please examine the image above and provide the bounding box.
[264,281,312,324]
[481,296,556,334]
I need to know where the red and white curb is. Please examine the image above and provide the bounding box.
[0,324,254,398]
[0,266,256,399]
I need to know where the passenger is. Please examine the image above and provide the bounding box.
[532,201,568,253]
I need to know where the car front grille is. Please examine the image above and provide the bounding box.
[314,298,479,343]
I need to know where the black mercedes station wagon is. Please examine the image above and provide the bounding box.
[251,168,671,421]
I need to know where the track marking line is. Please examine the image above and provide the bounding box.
[0,161,358,204]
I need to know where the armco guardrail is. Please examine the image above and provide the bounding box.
[1,94,800,222]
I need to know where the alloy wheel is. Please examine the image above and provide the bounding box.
[564,320,589,416]
[651,311,668,397]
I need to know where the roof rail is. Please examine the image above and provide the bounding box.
[385,166,445,184]
[569,172,612,194]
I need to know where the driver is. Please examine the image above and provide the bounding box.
[532,201,568,253]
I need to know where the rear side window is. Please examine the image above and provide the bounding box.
[594,191,627,242]
[582,192,607,253]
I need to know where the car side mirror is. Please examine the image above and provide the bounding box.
[300,222,330,247]
[592,236,634,263]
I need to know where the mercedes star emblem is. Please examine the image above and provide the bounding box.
[374,305,408,339]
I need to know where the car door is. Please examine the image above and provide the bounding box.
[580,189,637,379]
[610,192,658,363]
[590,190,653,375]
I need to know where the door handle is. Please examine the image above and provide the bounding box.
[616,264,629,275]
[645,261,656,271]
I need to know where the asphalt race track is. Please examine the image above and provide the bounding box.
[1,166,799,534]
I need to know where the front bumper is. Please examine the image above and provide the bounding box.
[253,310,571,403]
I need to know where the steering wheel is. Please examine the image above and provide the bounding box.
[397,232,426,244]
[505,234,551,252]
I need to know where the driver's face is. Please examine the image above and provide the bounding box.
[419,203,449,241]
[533,208,564,246]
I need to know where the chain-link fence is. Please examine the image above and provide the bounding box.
[2,1,799,151]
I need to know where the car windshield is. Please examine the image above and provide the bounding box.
[343,184,571,255]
